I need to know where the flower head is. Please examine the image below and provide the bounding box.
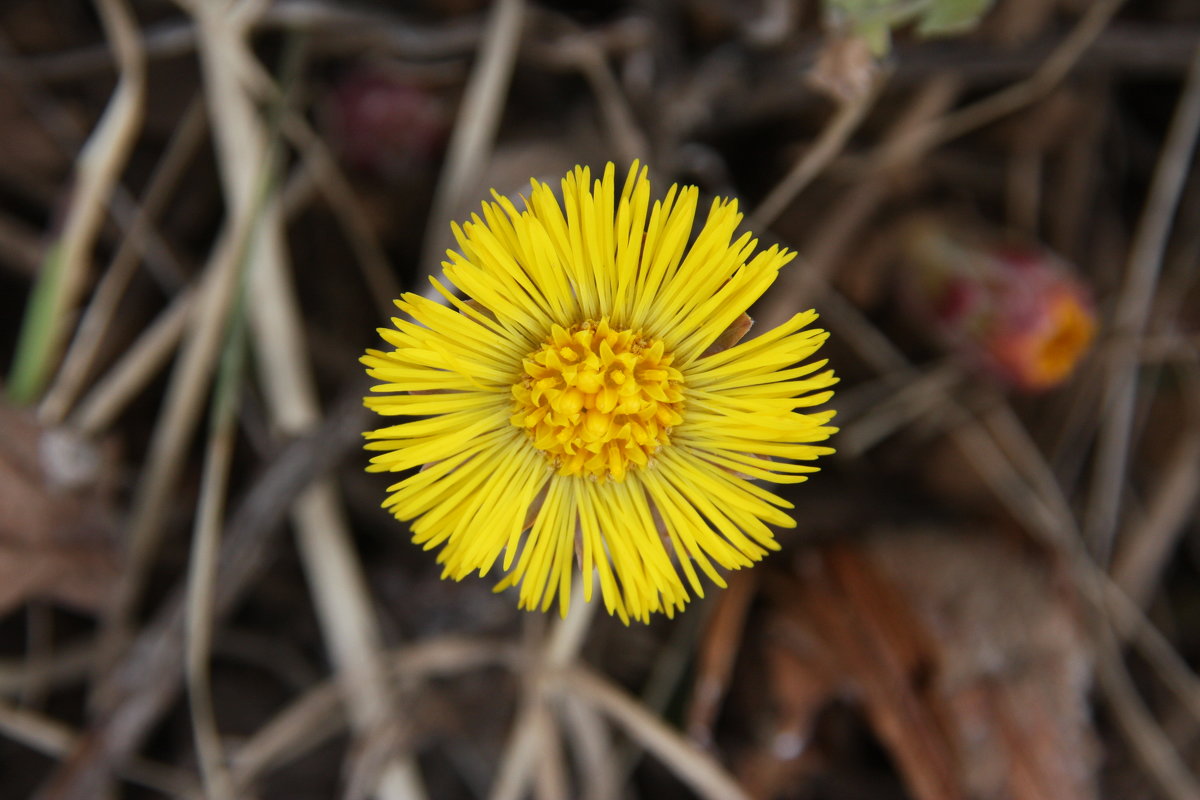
[363,163,837,622]
[323,66,448,178]
[899,216,1096,392]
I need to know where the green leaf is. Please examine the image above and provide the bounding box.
[824,0,994,55]
[916,0,994,35]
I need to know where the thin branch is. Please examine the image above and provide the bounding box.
[418,0,525,285]
[561,666,751,800]
[231,638,516,792]
[1085,46,1200,563]
[490,580,596,800]
[1110,365,1200,603]
[184,298,248,800]
[1096,643,1200,800]
[39,98,206,426]
[557,694,619,800]
[909,0,1129,153]
[278,112,402,318]
[0,700,200,798]
[184,8,427,798]
[7,0,146,404]
[69,287,197,437]
[747,80,882,232]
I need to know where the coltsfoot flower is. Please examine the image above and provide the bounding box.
[899,216,1096,392]
[363,163,837,622]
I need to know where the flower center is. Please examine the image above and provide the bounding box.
[1031,293,1095,386]
[510,318,684,481]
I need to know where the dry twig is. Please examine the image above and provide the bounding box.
[7,0,145,405]
[1084,46,1200,563]
[419,0,525,282]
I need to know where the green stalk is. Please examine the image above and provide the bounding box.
[8,242,67,405]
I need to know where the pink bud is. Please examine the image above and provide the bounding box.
[899,218,1096,392]
[322,66,449,180]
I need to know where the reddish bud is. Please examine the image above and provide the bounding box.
[322,66,449,180]
[899,217,1096,392]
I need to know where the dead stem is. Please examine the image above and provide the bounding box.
[69,287,197,437]
[560,666,751,800]
[6,0,145,405]
[558,694,619,800]
[0,701,200,798]
[531,18,651,165]
[183,300,247,800]
[1111,365,1200,604]
[747,80,882,232]
[278,112,402,318]
[491,580,596,800]
[181,4,427,798]
[757,77,959,331]
[231,638,517,791]
[39,99,206,426]
[1084,47,1200,563]
[909,0,1129,153]
[419,0,525,287]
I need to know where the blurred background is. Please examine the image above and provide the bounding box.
[1,0,1199,798]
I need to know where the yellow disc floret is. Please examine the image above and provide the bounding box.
[511,317,684,481]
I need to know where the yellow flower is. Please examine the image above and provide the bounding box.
[363,163,837,623]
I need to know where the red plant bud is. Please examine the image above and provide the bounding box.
[322,66,449,180]
[899,217,1096,392]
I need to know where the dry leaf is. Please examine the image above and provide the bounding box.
[869,529,1096,800]
[739,529,1095,800]
[0,403,121,614]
